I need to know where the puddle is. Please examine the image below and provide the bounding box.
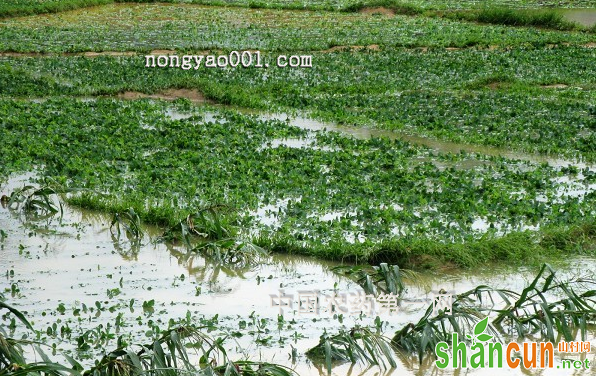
[249,197,297,228]
[251,112,596,171]
[165,108,195,120]
[2,173,596,375]
[560,8,596,27]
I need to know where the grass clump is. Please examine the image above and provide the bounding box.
[447,7,579,31]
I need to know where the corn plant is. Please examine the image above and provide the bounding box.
[84,326,225,376]
[160,205,235,248]
[306,326,398,374]
[160,206,267,267]
[392,285,506,363]
[110,208,143,241]
[493,263,596,343]
[392,263,596,362]
[6,185,63,221]
[0,300,74,376]
[331,263,418,296]
[85,326,297,376]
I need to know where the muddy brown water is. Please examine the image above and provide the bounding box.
[2,171,596,375]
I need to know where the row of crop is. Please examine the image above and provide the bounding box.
[1,49,594,159]
[1,99,595,264]
[2,0,595,30]
[1,4,594,53]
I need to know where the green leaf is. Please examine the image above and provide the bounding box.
[474,316,489,336]
[476,334,493,342]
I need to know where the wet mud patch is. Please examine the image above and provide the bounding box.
[359,7,396,17]
[486,81,511,90]
[0,51,137,57]
[323,44,381,52]
[541,83,569,89]
[81,51,136,57]
[117,88,208,103]
[148,49,177,55]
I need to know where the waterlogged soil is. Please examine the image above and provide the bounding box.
[3,98,596,243]
[252,112,596,170]
[117,89,208,103]
[1,174,596,375]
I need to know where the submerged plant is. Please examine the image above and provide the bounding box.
[493,263,596,343]
[160,205,268,267]
[0,300,73,376]
[331,263,418,296]
[1,299,297,376]
[6,184,63,221]
[84,325,225,376]
[160,205,235,247]
[210,361,298,376]
[85,325,298,376]
[392,263,596,362]
[306,326,398,374]
[110,208,143,241]
[193,240,268,267]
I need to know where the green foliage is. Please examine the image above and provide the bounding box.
[111,208,143,241]
[0,0,113,18]
[0,4,594,53]
[0,301,72,376]
[0,99,595,265]
[306,326,398,374]
[331,263,418,296]
[392,285,505,362]
[5,184,64,221]
[392,264,596,361]
[0,0,594,20]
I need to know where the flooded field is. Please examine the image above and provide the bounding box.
[2,172,596,375]
[1,0,596,375]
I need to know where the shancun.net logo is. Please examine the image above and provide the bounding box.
[435,317,591,370]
